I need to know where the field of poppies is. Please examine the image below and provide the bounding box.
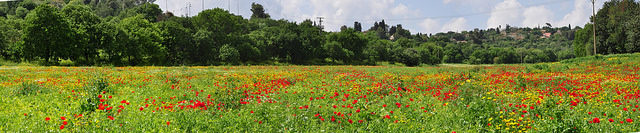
[1,53,639,132]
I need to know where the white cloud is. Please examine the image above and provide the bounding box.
[443,0,454,4]
[391,4,414,16]
[419,19,440,34]
[486,0,523,28]
[555,0,605,27]
[441,17,468,32]
[522,6,554,28]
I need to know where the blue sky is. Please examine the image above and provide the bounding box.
[156,0,606,34]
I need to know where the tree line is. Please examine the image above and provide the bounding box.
[573,0,640,57]
[2,0,623,66]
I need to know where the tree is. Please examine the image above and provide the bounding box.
[401,48,420,66]
[416,43,443,65]
[156,19,193,65]
[62,3,102,65]
[250,3,270,19]
[15,7,28,19]
[117,3,162,22]
[326,28,368,63]
[23,4,75,63]
[219,44,240,64]
[194,8,246,34]
[324,41,352,63]
[192,30,216,65]
[118,14,165,66]
[591,0,640,55]
[0,19,7,58]
[574,24,592,57]
[625,15,640,53]
[443,43,464,63]
[354,21,362,32]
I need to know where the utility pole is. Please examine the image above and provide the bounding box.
[317,17,324,31]
[591,0,597,55]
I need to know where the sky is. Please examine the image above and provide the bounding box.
[155,0,607,34]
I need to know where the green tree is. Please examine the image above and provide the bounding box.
[192,8,247,63]
[23,4,75,63]
[62,2,102,65]
[117,3,162,22]
[118,14,165,65]
[326,28,368,63]
[250,3,270,19]
[416,43,443,65]
[401,48,420,66]
[0,18,7,57]
[156,19,193,65]
[624,15,640,53]
[443,43,464,63]
[192,30,216,65]
[324,41,352,63]
[219,44,240,64]
[573,24,592,57]
[354,21,362,32]
[592,0,640,55]
[14,7,28,19]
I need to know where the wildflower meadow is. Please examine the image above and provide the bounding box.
[1,54,639,132]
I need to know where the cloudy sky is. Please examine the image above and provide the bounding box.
[155,0,606,34]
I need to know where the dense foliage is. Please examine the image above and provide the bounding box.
[574,0,640,57]
[2,0,636,66]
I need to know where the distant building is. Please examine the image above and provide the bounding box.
[542,33,552,38]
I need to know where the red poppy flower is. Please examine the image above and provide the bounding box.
[167,121,170,126]
[592,117,600,123]
[60,125,64,129]
[45,117,50,121]
[120,100,127,103]
[383,104,387,107]
[61,117,66,120]
[588,112,592,115]
[108,116,114,120]
[626,119,633,123]
[63,121,68,125]
[609,119,614,122]
[140,107,144,111]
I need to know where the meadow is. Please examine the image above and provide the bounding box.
[1,53,639,132]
